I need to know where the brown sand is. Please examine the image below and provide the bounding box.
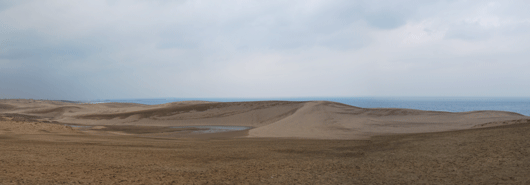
[1,116,530,184]
[1,99,530,184]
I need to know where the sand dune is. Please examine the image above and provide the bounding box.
[2,99,530,183]
[248,101,527,139]
[0,99,527,139]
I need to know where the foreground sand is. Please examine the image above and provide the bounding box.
[1,118,529,184]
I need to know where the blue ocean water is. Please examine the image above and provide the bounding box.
[90,97,530,116]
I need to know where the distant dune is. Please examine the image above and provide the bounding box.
[0,99,527,139]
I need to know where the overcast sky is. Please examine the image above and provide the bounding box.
[0,0,529,100]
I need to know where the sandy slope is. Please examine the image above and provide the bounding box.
[249,101,527,139]
[0,99,527,139]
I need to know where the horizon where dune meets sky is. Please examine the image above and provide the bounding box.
[0,0,529,100]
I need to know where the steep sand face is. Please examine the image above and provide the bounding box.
[0,99,527,139]
[248,101,367,139]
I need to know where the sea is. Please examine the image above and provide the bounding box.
[86,97,530,116]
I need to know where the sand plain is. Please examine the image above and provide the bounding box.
[1,99,530,184]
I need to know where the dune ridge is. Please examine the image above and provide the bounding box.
[0,99,527,139]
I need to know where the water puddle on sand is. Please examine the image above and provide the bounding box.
[62,124,93,131]
[60,124,252,136]
[170,126,252,134]
[65,125,92,128]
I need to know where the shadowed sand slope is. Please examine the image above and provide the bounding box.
[0,99,527,139]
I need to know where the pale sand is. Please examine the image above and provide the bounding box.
[0,99,527,139]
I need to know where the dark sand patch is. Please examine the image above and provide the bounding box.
[28,106,82,114]
[76,101,304,120]
[1,113,42,122]
[0,103,16,111]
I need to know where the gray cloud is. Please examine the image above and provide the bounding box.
[0,0,529,99]
[365,11,407,29]
[444,22,494,41]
